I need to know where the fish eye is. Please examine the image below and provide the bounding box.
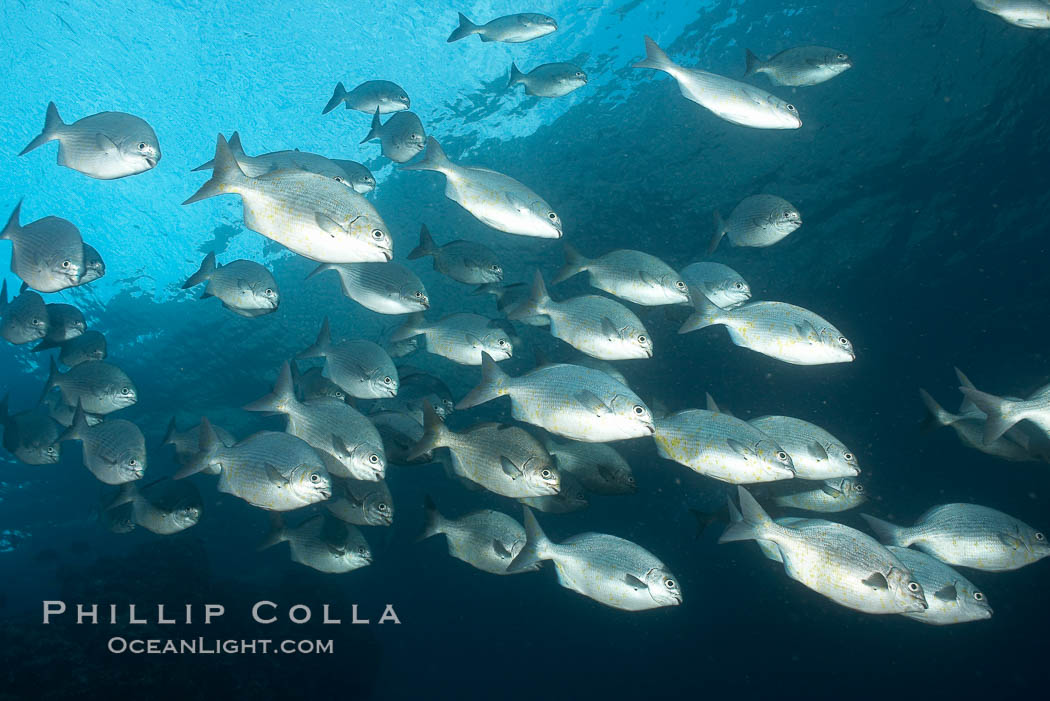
[908,581,920,592]
[264,288,273,295]
[633,405,645,415]
[786,104,797,112]
[399,94,408,101]
[665,579,676,589]
[973,591,984,601]
[309,473,320,483]
[62,260,71,268]
[837,53,847,60]
[854,484,865,493]
[844,452,854,461]
[31,317,41,325]
[371,229,385,240]
[121,387,130,395]
[358,546,368,555]
[138,142,147,150]
[47,446,56,454]
[638,335,647,344]
[377,503,387,511]
[369,454,380,464]
[334,176,344,183]
[128,458,137,466]
[547,212,557,220]
[1036,532,1045,541]
[674,280,686,289]
[497,339,507,347]
[414,291,422,297]
[383,376,392,384]
[776,451,789,461]
[491,265,501,271]
[733,282,744,290]
[540,469,553,479]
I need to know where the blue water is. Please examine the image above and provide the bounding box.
[2,0,1050,698]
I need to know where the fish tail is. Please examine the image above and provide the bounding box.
[456,352,510,409]
[507,506,553,572]
[304,263,336,284]
[506,270,551,320]
[400,137,453,173]
[508,62,525,89]
[57,399,90,443]
[744,49,764,77]
[257,514,288,551]
[447,12,480,42]
[859,514,910,547]
[708,210,728,254]
[182,134,247,205]
[243,361,297,415]
[182,251,217,289]
[718,487,776,544]
[918,388,956,432]
[407,401,450,461]
[953,367,980,414]
[38,356,62,406]
[297,317,333,359]
[322,81,348,114]
[632,36,676,73]
[678,286,724,334]
[958,386,1023,444]
[31,338,61,352]
[0,199,22,242]
[361,108,382,144]
[551,242,589,284]
[407,224,438,260]
[19,102,64,156]
[190,131,243,172]
[389,312,425,342]
[162,417,179,446]
[104,482,139,511]
[174,417,220,479]
[418,494,446,541]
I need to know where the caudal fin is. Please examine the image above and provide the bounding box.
[191,131,244,171]
[718,486,775,544]
[297,317,333,359]
[508,62,525,89]
[678,287,725,334]
[632,36,676,72]
[507,506,553,572]
[708,210,728,254]
[57,399,90,444]
[919,388,956,432]
[551,243,589,284]
[174,417,220,479]
[407,224,438,260]
[447,12,480,42]
[182,252,217,289]
[456,352,510,409]
[1,199,23,242]
[389,312,426,343]
[954,367,979,415]
[958,386,1022,444]
[322,81,348,114]
[418,494,446,541]
[162,417,179,446]
[257,514,288,551]
[506,270,551,321]
[407,401,450,461]
[361,108,383,144]
[243,361,298,415]
[400,137,453,173]
[744,49,764,77]
[859,514,909,547]
[19,102,64,156]
[182,134,248,205]
[38,356,62,406]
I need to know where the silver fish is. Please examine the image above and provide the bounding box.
[410,402,559,498]
[2,201,84,292]
[182,252,279,318]
[861,504,1050,572]
[744,46,853,87]
[721,487,928,614]
[709,194,802,253]
[919,388,1034,461]
[290,362,349,403]
[42,357,136,415]
[244,362,386,481]
[80,243,106,284]
[162,418,236,471]
[391,312,512,366]
[633,37,801,130]
[420,496,539,575]
[57,330,107,367]
[681,262,751,310]
[44,394,103,429]
[330,160,377,194]
[509,507,682,611]
[749,415,859,480]
[361,109,426,163]
[370,410,426,465]
[553,244,688,306]
[99,501,136,534]
[457,353,654,442]
[508,62,587,97]
[508,272,653,360]
[770,477,868,513]
[32,303,86,350]
[260,514,371,574]
[326,476,394,526]
[178,421,332,512]
[184,135,392,263]
[519,471,590,513]
[60,403,146,485]
[407,224,502,285]
[20,102,160,179]
[308,261,428,314]
[402,138,561,238]
[886,547,993,625]
[297,318,399,399]
[973,0,1050,28]
[447,12,557,43]
[0,398,61,465]
[680,296,855,366]
[0,280,48,345]
[384,365,455,417]
[106,479,202,535]
[542,436,636,495]
[322,80,410,115]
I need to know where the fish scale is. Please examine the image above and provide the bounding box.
[3,208,85,292]
[540,294,651,360]
[283,399,385,481]
[312,262,428,314]
[48,359,136,415]
[210,432,331,511]
[269,516,371,573]
[421,501,534,575]
[887,547,993,625]
[749,415,859,480]
[73,419,146,485]
[326,477,393,526]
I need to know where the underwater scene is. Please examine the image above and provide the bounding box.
[2,0,1050,698]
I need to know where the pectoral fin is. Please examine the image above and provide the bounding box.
[600,316,620,339]
[807,441,829,461]
[999,533,1024,549]
[315,213,349,237]
[820,482,843,497]
[492,539,512,558]
[95,133,118,153]
[933,584,958,602]
[597,464,615,482]
[465,333,484,349]
[861,572,888,590]
[726,438,752,459]
[624,573,647,590]
[574,390,611,416]
[265,463,289,487]
[499,456,521,478]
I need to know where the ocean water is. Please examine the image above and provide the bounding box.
[2,0,1050,698]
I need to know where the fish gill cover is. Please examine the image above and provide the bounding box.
[1,0,1050,699]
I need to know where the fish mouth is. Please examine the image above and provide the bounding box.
[381,249,393,261]
[145,157,158,168]
[644,424,656,434]
[318,488,333,499]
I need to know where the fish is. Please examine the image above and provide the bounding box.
[748,415,860,480]
[959,380,1050,445]
[447,12,558,43]
[633,36,801,129]
[709,194,802,254]
[326,476,394,526]
[0,280,48,345]
[60,402,146,485]
[390,365,456,416]
[99,501,136,534]
[105,479,203,535]
[553,244,689,306]
[80,243,106,284]
[744,47,853,86]
[182,252,279,318]
[191,132,371,191]
[654,398,795,484]
[509,507,682,611]
[322,80,410,115]
[244,362,387,481]
[420,495,539,574]
[770,477,868,513]
[407,224,503,285]
[370,410,427,465]
[290,362,349,403]
[260,514,372,574]
[44,394,103,429]
[307,261,429,314]
[56,329,107,367]
[410,402,560,498]
[361,109,426,163]
[391,312,512,366]
[41,357,136,415]
[886,547,993,625]
[162,417,237,470]
[542,436,636,495]
[973,0,1050,28]
[519,471,590,513]
[508,62,587,97]
[679,296,855,366]
[297,318,399,398]
[861,504,1050,572]
[508,271,653,360]
[680,262,751,310]
[919,387,1035,461]
[32,303,86,350]
[177,419,332,511]
[2,201,85,292]
[402,138,562,238]
[19,102,161,179]
[0,398,61,465]
[457,353,654,442]
[184,134,393,263]
[721,487,928,614]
